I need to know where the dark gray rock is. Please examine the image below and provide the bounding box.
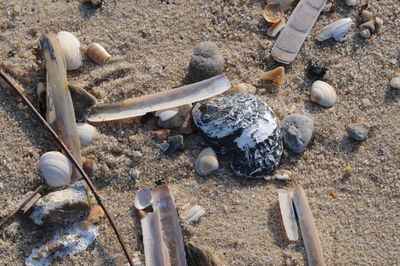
[165,135,184,154]
[281,114,314,153]
[188,41,224,82]
[347,122,369,141]
[192,93,283,178]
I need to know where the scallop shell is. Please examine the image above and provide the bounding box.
[310,80,337,107]
[194,147,219,176]
[77,123,98,147]
[260,66,285,85]
[263,2,284,24]
[267,18,286,37]
[155,108,179,121]
[56,31,82,70]
[85,42,111,65]
[316,18,353,41]
[39,151,72,187]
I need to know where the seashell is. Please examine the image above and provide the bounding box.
[390,77,400,89]
[181,205,206,223]
[260,66,285,85]
[134,189,152,210]
[263,2,284,24]
[272,169,292,180]
[310,80,337,107]
[267,0,293,11]
[316,18,353,41]
[267,18,286,37]
[194,147,219,176]
[85,42,111,65]
[278,189,298,241]
[151,129,171,141]
[56,31,82,70]
[77,123,98,147]
[155,108,179,121]
[83,159,98,177]
[86,205,105,224]
[39,151,72,187]
[271,0,328,64]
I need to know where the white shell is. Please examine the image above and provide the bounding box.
[267,18,286,37]
[155,108,179,121]
[182,205,206,223]
[316,18,353,41]
[311,80,337,107]
[56,31,82,70]
[194,148,219,176]
[390,77,400,89]
[39,151,72,187]
[134,189,152,210]
[77,123,98,147]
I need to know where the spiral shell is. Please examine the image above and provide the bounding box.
[310,80,337,107]
[194,148,219,176]
[85,42,111,65]
[56,31,82,70]
[39,151,72,187]
[77,123,98,147]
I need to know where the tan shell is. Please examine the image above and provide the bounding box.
[260,66,285,85]
[85,42,111,65]
[267,18,286,37]
[263,2,284,24]
[194,148,219,176]
[311,80,337,107]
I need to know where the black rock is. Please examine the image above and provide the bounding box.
[281,114,314,153]
[307,61,327,80]
[165,135,184,154]
[188,41,225,82]
[192,94,283,178]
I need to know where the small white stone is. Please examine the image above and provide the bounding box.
[390,77,400,89]
[345,0,357,7]
[360,28,371,38]
[361,98,371,106]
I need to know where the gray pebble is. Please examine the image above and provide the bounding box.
[347,123,369,141]
[129,169,140,182]
[188,41,224,82]
[132,150,143,158]
[390,77,400,89]
[0,182,4,190]
[360,28,371,38]
[281,114,314,153]
[158,113,185,128]
[165,135,184,154]
[345,0,357,6]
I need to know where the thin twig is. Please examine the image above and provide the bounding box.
[0,69,135,266]
[0,186,42,229]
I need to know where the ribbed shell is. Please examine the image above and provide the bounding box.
[77,123,98,147]
[39,151,72,187]
[310,80,337,107]
[194,147,219,176]
[56,31,82,70]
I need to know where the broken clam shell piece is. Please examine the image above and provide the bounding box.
[194,147,219,176]
[39,151,72,187]
[56,31,82,70]
[263,2,284,24]
[267,18,286,37]
[88,75,231,123]
[134,189,152,210]
[271,0,328,64]
[77,123,97,147]
[316,18,353,41]
[260,66,285,85]
[85,42,111,65]
[278,189,298,241]
[310,80,337,107]
[182,205,206,223]
[155,108,179,121]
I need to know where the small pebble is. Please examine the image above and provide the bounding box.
[361,10,373,22]
[347,122,369,141]
[344,166,353,176]
[188,41,225,82]
[165,135,184,154]
[13,4,22,13]
[345,0,357,7]
[151,129,171,141]
[374,17,384,28]
[160,143,170,152]
[83,159,97,177]
[389,77,400,89]
[360,28,371,38]
[129,169,140,182]
[132,150,143,158]
[361,98,371,106]
[158,114,185,129]
[307,62,327,79]
[230,82,257,94]
[281,114,314,153]
[0,182,4,190]
[88,0,102,7]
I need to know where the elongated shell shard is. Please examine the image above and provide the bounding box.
[267,18,286,37]
[278,189,298,241]
[260,66,285,84]
[39,151,72,187]
[293,185,326,266]
[316,18,353,41]
[56,31,82,70]
[271,0,328,64]
[88,75,231,123]
[182,205,206,223]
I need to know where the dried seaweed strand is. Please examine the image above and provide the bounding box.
[0,69,136,266]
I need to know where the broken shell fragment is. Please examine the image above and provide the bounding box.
[56,31,82,70]
[68,84,98,123]
[272,169,292,180]
[155,108,179,121]
[83,159,97,177]
[263,2,284,24]
[310,80,337,107]
[77,123,98,147]
[134,189,152,210]
[194,147,219,176]
[39,151,72,187]
[181,205,206,223]
[260,66,285,85]
[316,18,353,41]
[86,205,105,224]
[278,189,298,241]
[267,0,294,11]
[85,42,111,65]
[267,18,286,37]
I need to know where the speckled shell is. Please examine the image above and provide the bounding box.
[85,42,111,65]
[39,151,72,187]
[316,18,353,41]
[194,147,219,176]
[77,123,98,147]
[56,31,82,70]
[310,80,337,107]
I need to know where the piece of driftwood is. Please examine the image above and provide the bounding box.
[278,189,298,241]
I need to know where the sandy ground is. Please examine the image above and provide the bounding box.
[0,0,399,265]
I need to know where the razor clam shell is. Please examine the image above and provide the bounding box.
[278,189,298,241]
[316,18,353,41]
[271,0,328,64]
[88,75,231,123]
[293,185,326,266]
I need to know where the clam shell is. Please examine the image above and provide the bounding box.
[390,77,400,89]
[310,80,337,107]
[181,205,206,223]
[260,66,285,85]
[155,108,179,121]
[194,147,219,176]
[56,31,82,70]
[83,159,98,177]
[316,18,353,41]
[77,123,98,147]
[85,42,111,65]
[263,2,284,24]
[267,18,286,37]
[39,151,72,187]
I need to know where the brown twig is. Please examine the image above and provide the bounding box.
[0,69,136,266]
[0,186,42,229]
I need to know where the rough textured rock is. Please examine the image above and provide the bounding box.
[188,41,225,82]
[192,93,282,178]
[281,114,314,153]
[347,122,370,141]
[29,181,89,225]
[165,135,184,154]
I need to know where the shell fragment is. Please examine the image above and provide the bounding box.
[316,18,353,41]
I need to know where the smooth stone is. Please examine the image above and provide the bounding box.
[129,169,140,182]
[188,41,225,82]
[360,28,371,38]
[345,0,357,6]
[165,135,184,154]
[347,123,369,141]
[390,77,400,89]
[281,114,314,153]
[29,181,89,225]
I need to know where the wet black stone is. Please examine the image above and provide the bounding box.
[165,135,184,154]
[192,94,283,178]
[307,61,327,79]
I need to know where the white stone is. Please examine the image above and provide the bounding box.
[390,77,400,89]
[345,0,357,6]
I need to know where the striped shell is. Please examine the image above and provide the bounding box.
[310,80,337,107]
[39,151,72,187]
[56,31,82,70]
[194,147,219,176]
[77,123,98,147]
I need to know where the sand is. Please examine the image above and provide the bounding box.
[0,0,399,265]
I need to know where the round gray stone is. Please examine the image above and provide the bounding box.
[281,114,314,153]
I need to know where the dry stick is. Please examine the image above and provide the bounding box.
[0,186,42,229]
[0,69,136,266]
